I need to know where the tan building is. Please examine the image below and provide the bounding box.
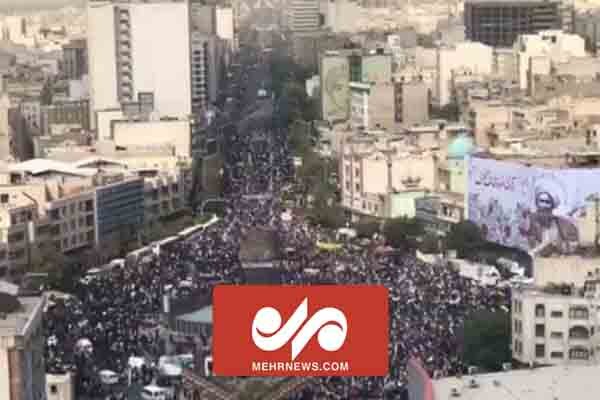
[0,291,46,400]
[340,130,438,219]
[394,80,429,127]
[349,81,395,131]
[512,286,600,366]
[46,373,74,400]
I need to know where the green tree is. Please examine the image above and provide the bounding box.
[29,243,73,291]
[462,311,511,372]
[383,217,424,249]
[445,220,485,257]
[355,219,380,238]
[420,232,442,254]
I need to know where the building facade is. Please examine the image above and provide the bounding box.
[62,39,87,80]
[512,286,600,366]
[0,294,46,400]
[289,0,320,32]
[87,0,192,124]
[464,0,574,47]
[395,80,429,126]
[349,81,395,131]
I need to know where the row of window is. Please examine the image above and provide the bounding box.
[534,304,590,320]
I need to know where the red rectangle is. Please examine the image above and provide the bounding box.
[213,285,388,376]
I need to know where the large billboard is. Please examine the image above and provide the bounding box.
[468,157,600,253]
[320,55,349,122]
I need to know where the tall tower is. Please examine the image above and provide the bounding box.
[87,0,192,125]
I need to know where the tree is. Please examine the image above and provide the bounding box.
[420,232,442,254]
[383,217,424,250]
[29,243,73,291]
[355,219,380,238]
[312,206,346,230]
[445,220,485,257]
[461,311,511,372]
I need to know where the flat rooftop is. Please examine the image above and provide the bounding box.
[433,364,600,400]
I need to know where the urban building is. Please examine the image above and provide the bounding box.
[62,39,87,80]
[575,10,600,54]
[512,285,600,366]
[0,290,46,400]
[349,81,395,131]
[415,192,464,236]
[407,357,600,400]
[46,373,74,400]
[324,0,362,33]
[340,130,438,219]
[40,100,90,135]
[289,0,320,32]
[436,42,494,106]
[513,30,585,91]
[395,80,429,126]
[87,0,192,126]
[464,0,574,47]
[320,49,393,122]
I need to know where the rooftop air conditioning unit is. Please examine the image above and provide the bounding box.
[468,366,478,375]
[451,388,461,397]
[502,362,512,371]
[469,378,479,388]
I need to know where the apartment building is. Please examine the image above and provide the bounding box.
[464,0,573,47]
[289,0,320,33]
[340,130,438,219]
[87,0,192,125]
[512,285,600,366]
[0,192,37,281]
[62,39,87,80]
[0,291,46,400]
[349,81,395,131]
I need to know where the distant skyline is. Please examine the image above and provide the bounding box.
[1,0,84,11]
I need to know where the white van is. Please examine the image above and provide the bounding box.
[141,385,171,400]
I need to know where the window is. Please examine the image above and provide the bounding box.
[569,326,590,339]
[535,344,545,358]
[550,351,564,359]
[551,310,563,318]
[535,304,545,318]
[355,183,360,192]
[569,347,590,360]
[50,385,57,394]
[535,324,545,338]
[550,331,563,339]
[569,307,589,320]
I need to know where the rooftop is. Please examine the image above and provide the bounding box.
[433,364,600,400]
[0,295,43,337]
[11,159,97,177]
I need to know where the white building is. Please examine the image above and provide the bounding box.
[290,0,320,32]
[408,359,600,400]
[512,285,600,367]
[3,16,26,44]
[87,0,192,125]
[325,0,362,33]
[0,292,46,400]
[436,42,494,106]
[340,131,438,219]
[215,7,234,42]
[514,30,586,91]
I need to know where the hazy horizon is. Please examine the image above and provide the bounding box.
[0,0,85,11]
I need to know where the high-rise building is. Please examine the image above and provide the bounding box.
[87,0,192,125]
[464,0,574,47]
[0,290,46,400]
[62,39,88,80]
[290,0,320,32]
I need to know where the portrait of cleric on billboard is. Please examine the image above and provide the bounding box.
[468,157,600,254]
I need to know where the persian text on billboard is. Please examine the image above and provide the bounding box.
[468,157,600,253]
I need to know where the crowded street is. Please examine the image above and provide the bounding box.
[41,51,509,400]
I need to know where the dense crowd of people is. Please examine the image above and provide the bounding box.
[42,75,510,400]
